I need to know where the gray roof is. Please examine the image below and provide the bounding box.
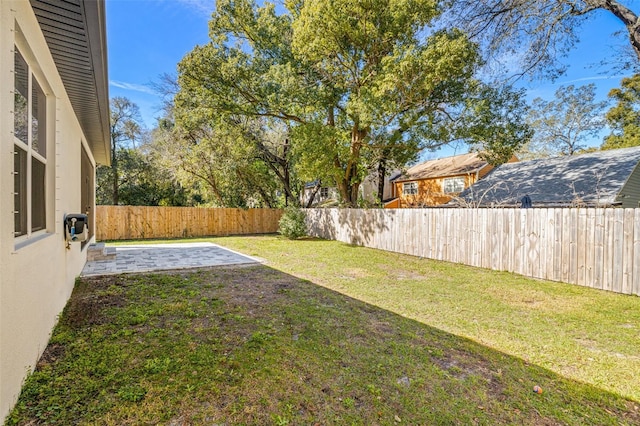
[393,152,488,182]
[455,147,640,207]
[30,0,110,165]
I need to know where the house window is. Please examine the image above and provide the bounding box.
[443,177,465,194]
[14,48,48,238]
[320,187,329,198]
[402,182,418,195]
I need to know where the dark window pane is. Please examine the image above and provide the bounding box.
[31,158,46,232]
[32,78,46,157]
[14,50,28,144]
[14,147,27,236]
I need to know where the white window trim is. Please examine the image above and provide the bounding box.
[402,182,418,195]
[442,176,466,194]
[13,43,51,246]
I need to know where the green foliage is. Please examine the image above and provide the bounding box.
[462,84,533,164]
[523,84,607,158]
[96,147,195,206]
[175,0,527,207]
[603,74,640,150]
[99,97,202,206]
[151,115,290,208]
[278,207,307,239]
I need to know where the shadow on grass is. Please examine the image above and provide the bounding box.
[7,264,640,425]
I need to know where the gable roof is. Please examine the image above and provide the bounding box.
[455,147,640,207]
[30,0,110,165]
[393,152,489,183]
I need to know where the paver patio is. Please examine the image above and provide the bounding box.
[81,242,261,276]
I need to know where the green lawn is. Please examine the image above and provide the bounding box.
[7,236,640,425]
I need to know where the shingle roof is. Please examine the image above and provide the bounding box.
[393,152,488,182]
[455,147,640,207]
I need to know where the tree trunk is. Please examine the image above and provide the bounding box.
[337,125,367,207]
[589,1,640,62]
[305,181,322,208]
[377,158,387,204]
[112,150,119,205]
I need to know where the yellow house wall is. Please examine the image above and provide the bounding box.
[393,157,520,208]
[395,173,479,207]
[0,3,96,420]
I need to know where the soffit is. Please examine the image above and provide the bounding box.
[30,0,111,165]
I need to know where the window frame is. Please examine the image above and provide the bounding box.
[402,182,418,196]
[13,45,50,243]
[442,176,466,194]
[319,187,329,198]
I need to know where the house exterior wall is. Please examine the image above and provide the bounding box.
[301,186,340,207]
[0,3,96,420]
[391,155,518,208]
[394,173,479,207]
[618,162,640,208]
[359,170,399,203]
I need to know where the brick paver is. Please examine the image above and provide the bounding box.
[81,242,260,277]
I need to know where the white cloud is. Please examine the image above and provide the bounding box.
[560,75,629,85]
[109,80,156,95]
[173,0,215,17]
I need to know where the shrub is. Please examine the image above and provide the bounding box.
[278,207,307,239]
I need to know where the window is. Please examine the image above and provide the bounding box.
[443,177,465,194]
[402,182,418,195]
[320,187,329,198]
[14,47,47,238]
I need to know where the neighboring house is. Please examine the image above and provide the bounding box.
[301,183,340,207]
[453,146,640,207]
[302,170,400,207]
[0,1,110,421]
[389,152,516,208]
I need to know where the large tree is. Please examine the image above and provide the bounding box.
[176,0,526,207]
[152,115,289,208]
[523,84,607,158]
[99,97,143,205]
[96,146,194,206]
[452,1,640,79]
[603,74,640,149]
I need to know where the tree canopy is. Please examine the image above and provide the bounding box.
[603,74,640,150]
[522,84,607,158]
[175,0,528,206]
[97,97,197,206]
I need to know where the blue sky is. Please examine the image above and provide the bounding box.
[106,0,632,156]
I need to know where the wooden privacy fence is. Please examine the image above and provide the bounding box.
[96,206,283,241]
[306,208,640,296]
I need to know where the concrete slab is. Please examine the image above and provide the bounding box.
[81,242,261,277]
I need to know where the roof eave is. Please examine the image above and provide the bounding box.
[81,0,110,166]
[31,0,111,166]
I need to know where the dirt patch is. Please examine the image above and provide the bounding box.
[63,276,126,328]
[36,344,65,370]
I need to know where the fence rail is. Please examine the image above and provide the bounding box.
[306,208,640,296]
[96,206,283,241]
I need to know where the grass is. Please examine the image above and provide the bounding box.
[7,236,640,425]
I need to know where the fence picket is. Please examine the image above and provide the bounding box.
[612,209,625,293]
[634,209,640,296]
[96,206,283,240]
[301,207,640,297]
[623,209,634,294]
[577,209,587,286]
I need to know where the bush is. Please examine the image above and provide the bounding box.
[278,207,307,239]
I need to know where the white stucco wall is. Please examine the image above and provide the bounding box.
[0,2,96,420]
